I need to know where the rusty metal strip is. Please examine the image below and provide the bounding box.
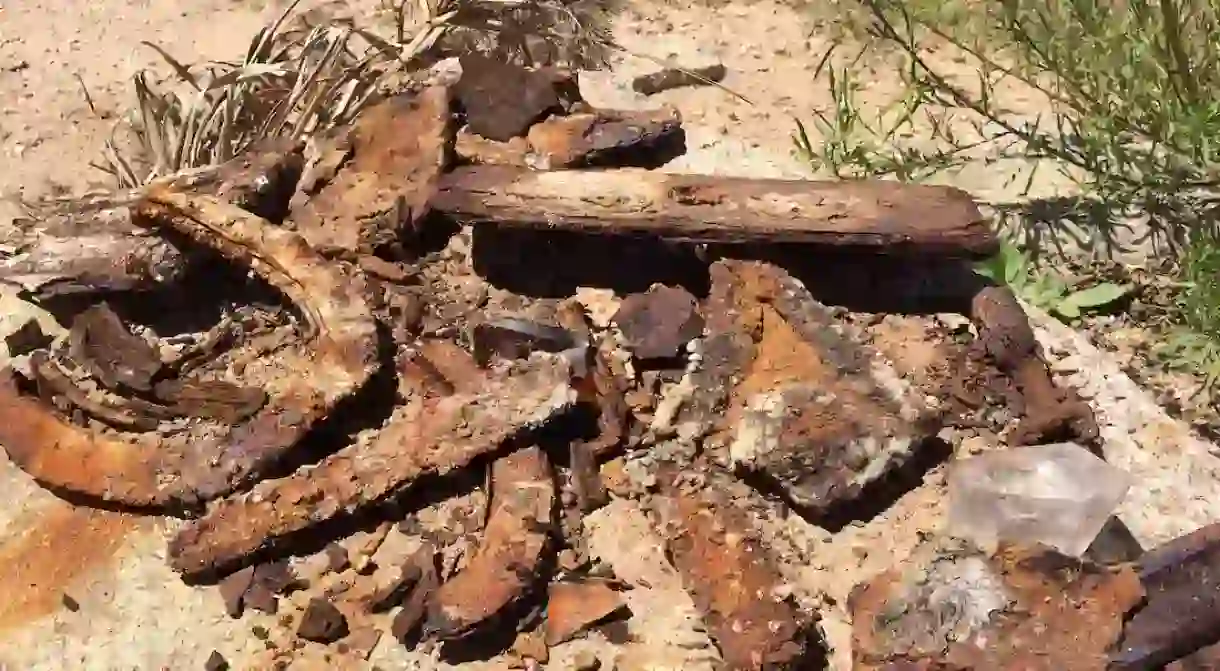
[425,445,555,639]
[657,473,817,669]
[167,355,574,580]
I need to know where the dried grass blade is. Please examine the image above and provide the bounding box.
[197,94,229,164]
[134,74,171,176]
[351,26,405,62]
[249,0,306,64]
[267,29,339,137]
[291,36,352,140]
[140,41,202,91]
[101,139,140,189]
[204,64,290,90]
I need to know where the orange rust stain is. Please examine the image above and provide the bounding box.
[728,304,893,434]
[867,318,944,379]
[735,305,835,403]
[0,501,141,632]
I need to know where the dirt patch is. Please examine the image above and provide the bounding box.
[0,502,142,631]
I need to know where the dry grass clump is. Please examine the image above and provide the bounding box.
[99,0,615,188]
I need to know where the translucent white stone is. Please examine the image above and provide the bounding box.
[947,442,1133,557]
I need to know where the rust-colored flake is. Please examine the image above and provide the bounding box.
[29,351,168,431]
[425,445,555,639]
[290,86,454,258]
[657,477,816,670]
[613,283,703,360]
[581,345,630,458]
[455,130,530,167]
[0,190,379,510]
[850,540,1144,670]
[167,354,574,580]
[151,377,267,424]
[632,64,727,95]
[1168,641,1220,670]
[545,579,630,646]
[454,55,577,142]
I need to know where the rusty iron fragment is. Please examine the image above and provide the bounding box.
[693,260,944,514]
[165,137,305,223]
[632,64,727,95]
[425,445,555,639]
[454,131,530,167]
[525,107,684,169]
[456,106,683,170]
[151,377,267,424]
[1168,642,1220,670]
[391,547,442,646]
[580,345,631,458]
[613,283,703,360]
[290,127,353,213]
[67,302,163,392]
[0,138,304,299]
[1113,522,1220,670]
[0,195,189,299]
[0,190,379,510]
[454,55,582,141]
[3,317,52,357]
[470,317,585,366]
[395,339,482,399]
[969,285,1098,445]
[434,167,996,256]
[657,475,817,670]
[850,539,1143,670]
[167,353,575,580]
[289,87,455,258]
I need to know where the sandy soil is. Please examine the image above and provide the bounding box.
[0,0,1217,669]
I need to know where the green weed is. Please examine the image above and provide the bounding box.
[798,0,1220,371]
[974,240,1132,320]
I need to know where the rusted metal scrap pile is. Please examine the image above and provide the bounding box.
[0,55,1217,670]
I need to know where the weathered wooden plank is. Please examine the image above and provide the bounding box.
[434,166,996,256]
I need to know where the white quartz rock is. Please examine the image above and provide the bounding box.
[948,442,1133,557]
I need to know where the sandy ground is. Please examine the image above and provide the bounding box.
[0,0,1218,669]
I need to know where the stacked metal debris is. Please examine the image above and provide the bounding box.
[0,58,1211,671]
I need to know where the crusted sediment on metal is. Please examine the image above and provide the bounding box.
[0,190,379,510]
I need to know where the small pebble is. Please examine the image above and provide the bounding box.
[204,650,229,671]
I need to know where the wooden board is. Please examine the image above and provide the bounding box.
[434,166,997,257]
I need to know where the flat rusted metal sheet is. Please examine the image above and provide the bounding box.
[289,86,454,258]
[697,260,943,516]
